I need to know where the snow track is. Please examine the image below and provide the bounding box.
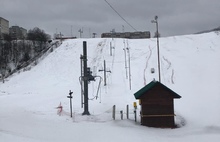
[90,39,107,72]
[143,46,152,85]
[161,56,175,84]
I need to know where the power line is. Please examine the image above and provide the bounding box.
[104,0,137,31]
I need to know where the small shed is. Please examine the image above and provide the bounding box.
[134,80,181,128]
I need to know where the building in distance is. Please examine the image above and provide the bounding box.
[9,26,27,40]
[101,31,151,39]
[0,17,9,39]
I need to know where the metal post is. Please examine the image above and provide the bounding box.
[79,28,83,38]
[152,16,161,82]
[71,25,73,37]
[67,90,73,117]
[120,110,123,120]
[104,60,107,86]
[99,60,111,86]
[126,105,129,119]
[133,102,137,122]
[82,41,90,115]
[156,19,161,82]
[80,55,84,108]
[127,47,131,90]
[70,92,72,117]
[112,105,116,120]
[123,40,128,79]
[110,42,112,56]
[134,109,137,122]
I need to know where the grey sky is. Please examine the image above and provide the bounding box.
[1,0,219,38]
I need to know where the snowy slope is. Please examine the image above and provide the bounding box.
[1,32,220,142]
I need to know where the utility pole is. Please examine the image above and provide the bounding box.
[110,42,113,56]
[93,33,97,38]
[82,41,90,115]
[71,25,73,37]
[60,32,63,44]
[151,15,161,82]
[110,29,115,56]
[99,60,111,86]
[79,28,83,38]
[110,29,115,40]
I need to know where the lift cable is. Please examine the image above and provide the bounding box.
[104,0,137,31]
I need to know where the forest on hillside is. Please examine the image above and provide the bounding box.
[0,27,60,80]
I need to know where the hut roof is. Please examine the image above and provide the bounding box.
[134,80,181,99]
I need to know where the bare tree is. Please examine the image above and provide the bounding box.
[27,27,50,53]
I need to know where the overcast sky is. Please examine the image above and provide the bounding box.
[1,0,219,38]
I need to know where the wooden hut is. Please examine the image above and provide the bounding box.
[134,80,181,128]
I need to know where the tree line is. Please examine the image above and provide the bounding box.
[0,27,51,77]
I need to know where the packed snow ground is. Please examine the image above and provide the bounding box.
[1,32,220,142]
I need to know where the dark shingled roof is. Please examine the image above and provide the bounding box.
[134,80,181,99]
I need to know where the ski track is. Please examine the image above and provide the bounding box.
[90,39,107,73]
[143,46,152,85]
[161,56,175,84]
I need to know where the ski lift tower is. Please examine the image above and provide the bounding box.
[82,41,90,115]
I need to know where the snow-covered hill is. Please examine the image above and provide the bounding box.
[1,32,220,142]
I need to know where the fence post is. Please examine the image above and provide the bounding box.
[133,102,137,122]
[112,105,116,120]
[134,110,137,122]
[120,110,123,120]
[126,105,129,119]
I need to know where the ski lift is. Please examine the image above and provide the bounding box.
[151,68,155,73]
